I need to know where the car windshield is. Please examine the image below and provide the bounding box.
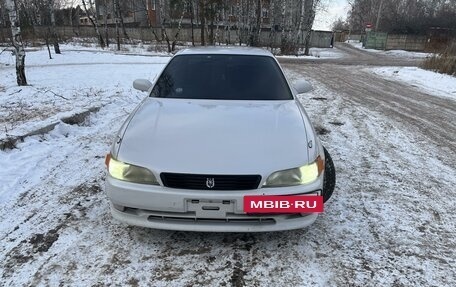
[150,54,293,100]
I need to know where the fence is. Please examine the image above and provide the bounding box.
[335,30,453,52]
[0,26,334,49]
[385,34,426,51]
[364,32,388,50]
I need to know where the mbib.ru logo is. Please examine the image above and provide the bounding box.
[244,195,324,213]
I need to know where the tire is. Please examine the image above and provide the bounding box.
[322,147,336,203]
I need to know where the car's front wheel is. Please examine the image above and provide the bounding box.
[322,147,336,203]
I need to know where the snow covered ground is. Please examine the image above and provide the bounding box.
[276,47,345,60]
[0,47,170,139]
[1,46,455,286]
[347,41,432,59]
[48,40,172,56]
[369,67,456,100]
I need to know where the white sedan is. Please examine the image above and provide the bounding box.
[105,47,336,232]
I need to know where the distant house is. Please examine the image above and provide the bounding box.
[79,4,97,26]
[79,16,94,26]
[95,0,161,27]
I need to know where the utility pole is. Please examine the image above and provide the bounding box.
[375,0,384,31]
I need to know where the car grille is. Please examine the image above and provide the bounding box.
[160,173,262,190]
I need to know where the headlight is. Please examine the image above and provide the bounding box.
[263,156,324,187]
[105,154,159,185]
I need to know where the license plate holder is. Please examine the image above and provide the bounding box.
[187,199,234,218]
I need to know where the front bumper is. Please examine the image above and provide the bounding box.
[106,175,323,232]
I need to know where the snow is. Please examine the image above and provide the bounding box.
[51,40,173,56]
[381,49,431,59]
[0,45,455,286]
[276,47,345,59]
[346,40,433,59]
[369,66,456,100]
[0,47,170,139]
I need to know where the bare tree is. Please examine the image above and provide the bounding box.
[5,0,27,85]
[157,0,171,51]
[48,0,60,54]
[115,0,129,40]
[81,0,105,48]
[114,0,120,50]
[331,17,350,31]
[2,0,332,55]
[279,0,295,54]
[171,4,186,51]
[55,0,80,35]
[199,0,206,45]
[103,0,109,47]
[235,0,243,45]
[303,0,320,56]
[345,0,456,34]
[64,0,80,35]
[45,31,53,59]
[189,0,195,46]
[133,0,151,27]
[251,0,262,46]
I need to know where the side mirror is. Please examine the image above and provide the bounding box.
[133,79,153,92]
[293,79,313,94]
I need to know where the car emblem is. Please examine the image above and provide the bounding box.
[206,178,215,188]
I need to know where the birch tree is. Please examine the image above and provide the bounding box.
[280,0,294,54]
[251,0,262,46]
[81,0,105,48]
[171,3,186,51]
[158,0,172,51]
[272,0,320,55]
[5,0,27,86]
[268,0,278,50]
[303,0,319,56]
[48,0,61,54]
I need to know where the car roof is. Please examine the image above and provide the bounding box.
[175,46,274,57]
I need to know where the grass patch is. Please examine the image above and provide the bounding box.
[421,42,456,76]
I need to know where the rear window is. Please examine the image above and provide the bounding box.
[150,54,293,100]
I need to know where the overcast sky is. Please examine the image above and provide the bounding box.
[313,0,350,31]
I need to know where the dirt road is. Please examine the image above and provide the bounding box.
[280,62,456,163]
[1,47,455,287]
[279,43,424,66]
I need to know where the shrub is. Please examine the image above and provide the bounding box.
[421,42,456,76]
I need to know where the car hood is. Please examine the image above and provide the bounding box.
[118,98,309,175]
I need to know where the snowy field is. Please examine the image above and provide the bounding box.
[1,46,455,286]
[370,66,456,100]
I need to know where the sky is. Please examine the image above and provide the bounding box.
[313,0,350,31]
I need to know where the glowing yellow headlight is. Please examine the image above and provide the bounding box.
[264,156,324,187]
[106,154,158,185]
